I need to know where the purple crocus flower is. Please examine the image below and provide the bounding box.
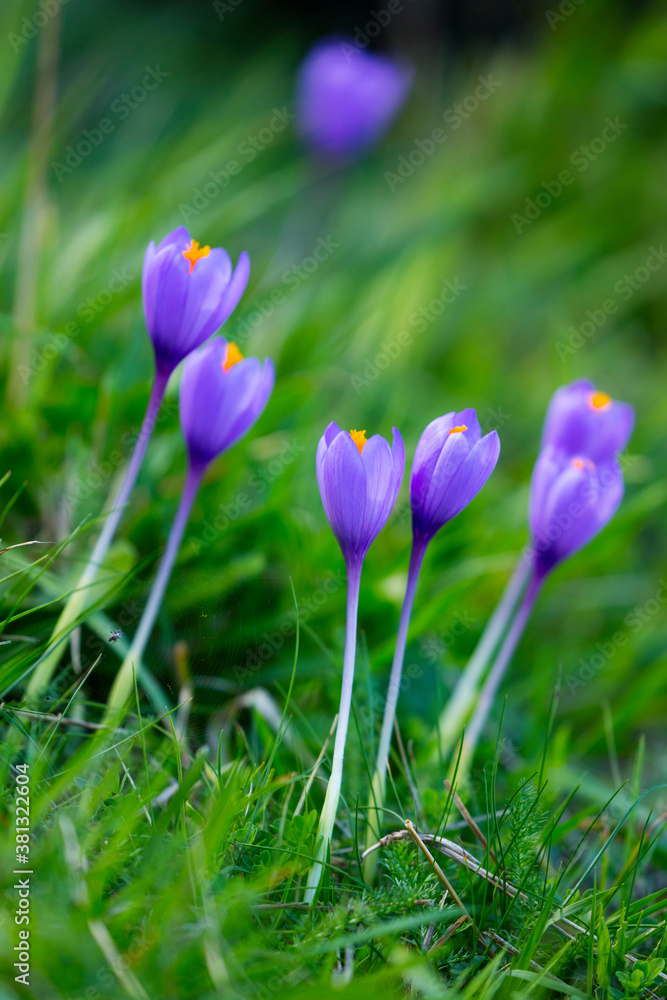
[410,411,501,544]
[529,447,624,580]
[541,379,634,462]
[316,423,405,565]
[306,422,404,903]
[296,40,411,159]
[366,410,499,859]
[449,383,634,770]
[106,337,274,717]
[28,226,251,699]
[143,225,250,379]
[180,338,275,472]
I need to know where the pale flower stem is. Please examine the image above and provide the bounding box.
[461,572,541,767]
[27,373,169,698]
[304,560,362,905]
[367,539,427,836]
[104,464,203,721]
[437,552,532,756]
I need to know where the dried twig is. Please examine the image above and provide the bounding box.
[444,778,496,864]
[405,820,469,914]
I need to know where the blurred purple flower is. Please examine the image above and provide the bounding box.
[316,423,404,566]
[180,337,274,471]
[541,379,634,462]
[296,40,411,159]
[143,225,250,378]
[529,447,624,579]
[410,410,500,544]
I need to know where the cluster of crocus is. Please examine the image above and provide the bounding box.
[30,226,271,706]
[440,380,634,766]
[296,40,411,160]
[305,412,500,901]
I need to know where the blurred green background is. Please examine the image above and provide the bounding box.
[1,0,666,795]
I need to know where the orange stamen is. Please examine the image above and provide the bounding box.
[350,429,367,454]
[572,456,595,471]
[589,391,611,410]
[183,239,211,274]
[449,424,468,435]
[223,342,243,372]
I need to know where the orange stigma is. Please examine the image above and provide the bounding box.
[590,391,611,411]
[223,342,243,372]
[350,429,367,454]
[449,424,468,435]
[183,239,210,274]
[572,456,594,471]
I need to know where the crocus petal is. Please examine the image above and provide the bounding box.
[432,430,500,526]
[541,379,634,461]
[359,434,394,544]
[411,413,457,495]
[183,247,234,350]
[148,248,190,369]
[143,227,250,377]
[317,422,341,489]
[316,425,403,566]
[417,430,470,531]
[528,445,561,539]
[410,408,498,541]
[217,251,251,327]
[455,408,482,445]
[179,338,274,470]
[157,225,190,252]
[321,431,367,561]
[530,452,625,576]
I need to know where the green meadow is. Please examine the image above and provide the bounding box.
[0,0,666,996]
